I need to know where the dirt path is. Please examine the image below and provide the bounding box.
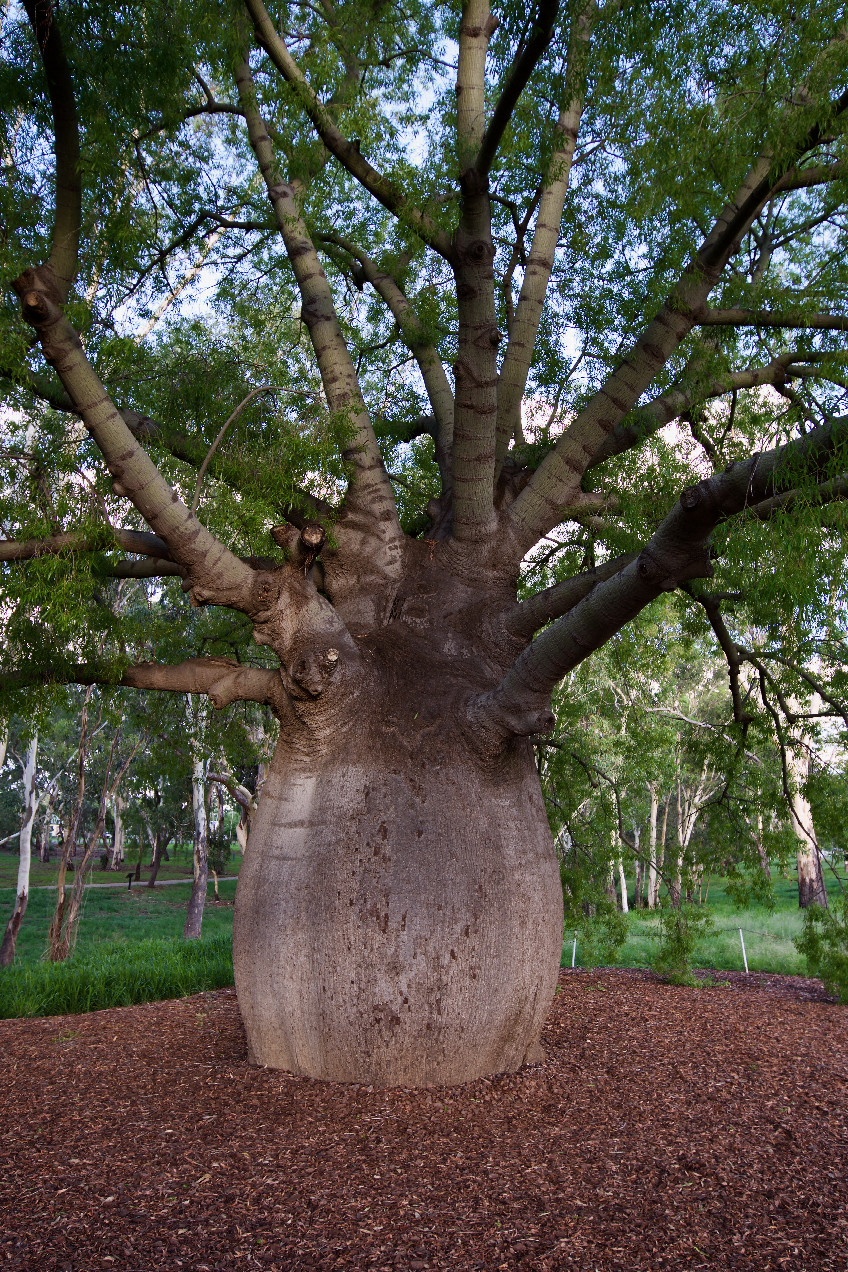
[1,968,845,1271]
[19,876,240,891]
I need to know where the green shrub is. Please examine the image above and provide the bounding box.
[794,894,848,1004]
[0,932,233,1019]
[560,863,628,967]
[207,824,233,876]
[651,903,714,986]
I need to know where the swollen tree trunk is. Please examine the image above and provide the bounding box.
[234,610,563,1087]
[235,728,561,1086]
[0,733,38,967]
[184,754,208,940]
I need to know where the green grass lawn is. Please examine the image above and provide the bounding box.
[0,876,238,1019]
[566,866,847,975]
[0,932,234,1019]
[0,877,237,967]
[1,848,844,1019]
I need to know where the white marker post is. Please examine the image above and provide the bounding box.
[571,933,577,969]
[739,927,749,974]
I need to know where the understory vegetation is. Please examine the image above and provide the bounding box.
[597,877,838,979]
[0,930,233,1019]
[3,865,847,1019]
[0,878,237,969]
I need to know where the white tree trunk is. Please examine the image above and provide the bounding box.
[1,733,38,965]
[632,824,642,908]
[184,752,209,939]
[787,739,827,908]
[109,794,125,868]
[671,763,711,906]
[617,854,629,913]
[646,784,659,909]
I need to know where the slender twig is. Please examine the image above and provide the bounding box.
[191,387,279,514]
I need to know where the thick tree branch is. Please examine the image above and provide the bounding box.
[105,559,186,579]
[474,411,848,740]
[235,56,401,548]
[207,771,255,813]
[496,0,595,464]
[456,0,497,170]
[475,0,560,178]
[698,308,848,331]
[0,658,284,711]
[507,69,848,553]
[242,0,451,257]
[0,528,222,577]
[23,0,80,302]
[448,0,502,542]
[774,160,848,191]
[589,352,807,468]
[12,272,256,610]
[0,527,172,563]
[745,472,848,519]
[504,550,637,639]
[317,232,455,486]
[122,659,282,708]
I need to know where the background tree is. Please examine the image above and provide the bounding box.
[1,0,848,1083]
[0,729,36,965]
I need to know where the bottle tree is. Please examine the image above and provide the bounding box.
[1,0,847,1083]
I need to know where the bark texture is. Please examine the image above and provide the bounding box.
[235,709,562,1086]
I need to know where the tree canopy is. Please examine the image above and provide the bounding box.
[0,0,846,723]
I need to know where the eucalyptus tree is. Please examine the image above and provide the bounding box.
[2,0,848,1083]
[0,730,36,966]
[539,604,792,921]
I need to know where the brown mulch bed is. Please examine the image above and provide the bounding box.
[1,968,846,1272]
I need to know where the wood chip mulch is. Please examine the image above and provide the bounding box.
[1,968,846,1271]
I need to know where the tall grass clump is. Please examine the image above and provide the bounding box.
[0,933,233,1019]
